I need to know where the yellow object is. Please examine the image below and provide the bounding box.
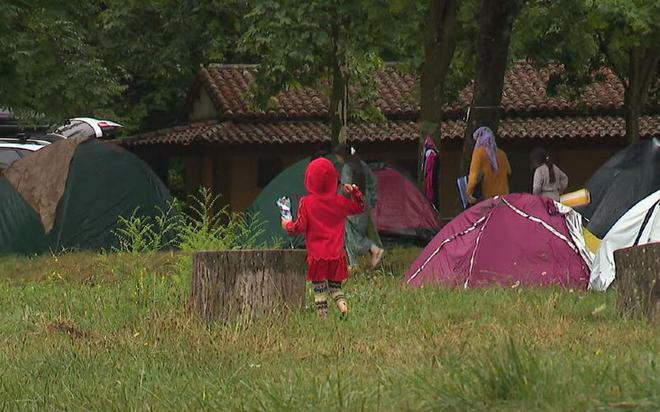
[467,147,512,198]
[582,227,601,254]
[560,189,591,208]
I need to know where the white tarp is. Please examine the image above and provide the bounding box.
[555,201,595,270]
[589,190,660,291]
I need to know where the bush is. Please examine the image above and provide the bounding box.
[113,188,273,254]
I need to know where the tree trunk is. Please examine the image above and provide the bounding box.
[624,47,659,145]
[329,6,348,147]
[419,0,458,184]
[190,250,307,324]
[614,243,660,324]
[459,0,524,176]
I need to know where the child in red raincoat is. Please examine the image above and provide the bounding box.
[281,158,364,317]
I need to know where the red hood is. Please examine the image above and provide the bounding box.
[304,158,338,196]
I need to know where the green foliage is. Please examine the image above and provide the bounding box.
[175,187,273,253]
[513,0,599,75]
[238,0,424,123]
[113,203,181,254]
[0,0,249,132]
[97,0,249,132]
[0,0,124,124]
[378,0,491,103]
[591,0,660,76]
[113,188,272,254]
[513,0,659,94]
[3,0,656,135]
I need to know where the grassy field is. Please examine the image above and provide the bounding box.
[0,249,658,411]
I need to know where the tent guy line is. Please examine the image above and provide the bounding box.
[406,214,487,285]
[465,209,495,288]
[501,198,577,253]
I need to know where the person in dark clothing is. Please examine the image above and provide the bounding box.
[333,144,384,268]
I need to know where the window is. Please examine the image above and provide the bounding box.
[257,158,283,188]
[0,148,24,170]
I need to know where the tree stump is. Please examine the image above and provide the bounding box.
[614,243,660,324]
[190,250,307,323]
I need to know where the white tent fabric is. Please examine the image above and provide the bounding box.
[555,201,594,269]
[589,190,660,291]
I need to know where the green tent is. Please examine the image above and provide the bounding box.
[247,156,382,249]
[248,157,310,248]
[0,138,172,255]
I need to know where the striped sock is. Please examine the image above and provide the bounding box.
[312,281,328,317]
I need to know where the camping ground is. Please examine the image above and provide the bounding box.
[0,250,658,411]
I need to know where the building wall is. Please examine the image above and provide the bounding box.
[173,140,624,219]
[188,89,219,122]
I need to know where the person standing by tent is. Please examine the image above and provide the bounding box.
[422,136,440,208]
[466,127,511,205]
[530,147,568,201]
[333,144,385,269]
[281,158,364,318]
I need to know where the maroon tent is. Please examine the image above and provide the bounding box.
[370,164,442,245]
[404,193,592,289]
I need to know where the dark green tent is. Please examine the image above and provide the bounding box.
[0,138,172,255]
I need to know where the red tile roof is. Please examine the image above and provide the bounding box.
[122,61,657,147]
[190,62,626,121]
[121,115,660,146]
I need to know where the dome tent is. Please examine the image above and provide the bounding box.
[589,190,660,291]
[404,194,593,289]
[0,137,172,255]
[368,163,442,246]
[581,137,659,238]
[247,156,442,248]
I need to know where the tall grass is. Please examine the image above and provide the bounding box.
[0,251,658,410]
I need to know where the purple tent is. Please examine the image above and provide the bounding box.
[404,194,591,289]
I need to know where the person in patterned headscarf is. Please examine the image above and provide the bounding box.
[466,126,511,204]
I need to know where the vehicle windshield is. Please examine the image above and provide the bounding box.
[0,148,30,170]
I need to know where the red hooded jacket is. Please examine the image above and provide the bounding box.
[285,158,364,260]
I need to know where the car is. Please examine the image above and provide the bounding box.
[0,140,48,170]
[0,112,122,170]
[0,134,67,170]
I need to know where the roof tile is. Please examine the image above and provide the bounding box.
[193,62,627,121]
[121,115,660,147]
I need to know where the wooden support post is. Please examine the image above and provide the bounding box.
[200,154,214,191]
[183,154,201,198]
[614,243,660,324]
[190,250,307,323]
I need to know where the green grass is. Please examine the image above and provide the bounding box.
[0,251,658,411]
